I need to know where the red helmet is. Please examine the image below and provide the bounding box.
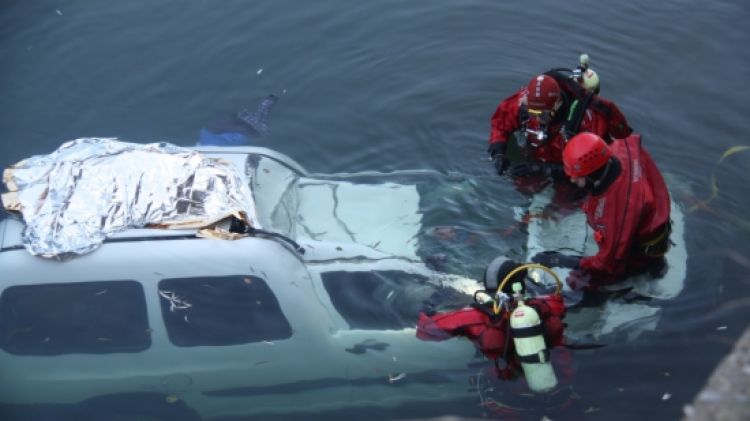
[526,75,561,111]
[563,132,612,177]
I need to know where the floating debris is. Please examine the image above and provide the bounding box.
[262,340,275,346]
[257,68,263,75]
[388,372,406,383]
[56,9,62,15]
[165,395,179,404]
[95,289,108,295]
[662,393,671,401]
[158,290,192,312]
[717,326,728,331]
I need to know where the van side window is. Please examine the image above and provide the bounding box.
[158,275,292,347]
[0,280,150,355]
[321,271,436,330]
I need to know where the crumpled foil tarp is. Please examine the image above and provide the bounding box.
[1,138,258,258]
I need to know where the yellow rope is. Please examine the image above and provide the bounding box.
[688,145,750,213]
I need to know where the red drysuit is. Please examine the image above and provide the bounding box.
[416,295,570,381]
[489,74,631,165]
[578,134,671,284]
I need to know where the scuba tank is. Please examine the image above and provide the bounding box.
[573,53,600,93]
[510,282,558,393]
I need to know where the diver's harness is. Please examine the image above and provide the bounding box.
[473,264,564,393]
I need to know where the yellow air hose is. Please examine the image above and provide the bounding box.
[493,263,563,314]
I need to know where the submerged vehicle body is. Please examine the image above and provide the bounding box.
[0,142,688,419]
[0,145,482,420]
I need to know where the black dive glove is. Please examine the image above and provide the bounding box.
[488,143,509,176]
[531,251,582,269]
[510,161,566,179]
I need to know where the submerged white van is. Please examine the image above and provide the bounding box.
[0,140,688,420]
[0,143,483,420]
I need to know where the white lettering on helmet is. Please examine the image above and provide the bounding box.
[535,76,543,98]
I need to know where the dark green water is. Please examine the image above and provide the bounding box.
[1,1,749,420]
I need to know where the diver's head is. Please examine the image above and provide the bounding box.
[526,75,562,111]
[483,256,526,294]
[524,75,563,146]
[563,132,612,189]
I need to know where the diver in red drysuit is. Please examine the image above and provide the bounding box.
[416,257,570,381]
[488,69,631,180]
[531,133,672,290]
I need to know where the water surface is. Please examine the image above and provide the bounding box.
[1,1,749,420]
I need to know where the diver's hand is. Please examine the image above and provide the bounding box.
[531,251,581,269]
[566,269,593,291]
[488,143,509,176]
[545,163,566,180]
[420,301,437,317]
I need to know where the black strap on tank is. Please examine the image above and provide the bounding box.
[510,324,545,338]
[517,349,551,364]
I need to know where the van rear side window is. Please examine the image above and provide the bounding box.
[0,280,150,356]
[158,275,292,347]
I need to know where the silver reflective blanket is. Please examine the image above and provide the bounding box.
[2,138,258,258]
